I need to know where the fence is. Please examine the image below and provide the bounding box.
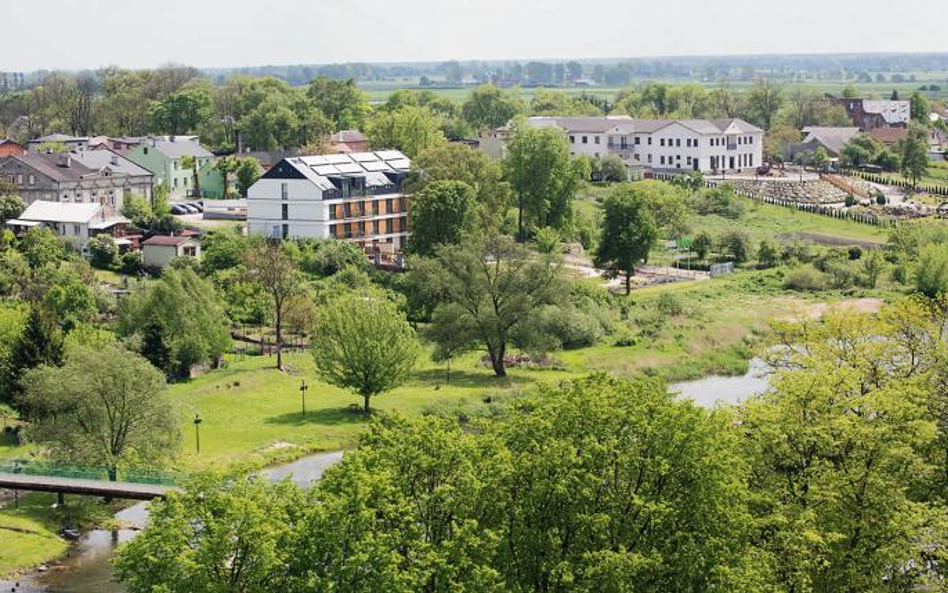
[849,170,948,198]
[0,459,181,486]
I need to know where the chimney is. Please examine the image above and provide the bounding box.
[58,154,71,168]
[110,154,119,166]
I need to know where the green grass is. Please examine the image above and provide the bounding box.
[0,511,69,577]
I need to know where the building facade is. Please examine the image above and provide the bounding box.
[0,151,152,211]
[8,200,129,251]
[247,151,411,253]
[527,116,764,173]
[125,137,214,198]
[0,139,25,156]
[837,98,911,131]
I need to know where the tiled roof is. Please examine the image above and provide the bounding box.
[70,149,154,177]
[801,127,861,156]
[868,127,908,144]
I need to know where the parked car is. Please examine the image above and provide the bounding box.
[188,202,204,213]
[170,204,188,215]
[180,204,199,214]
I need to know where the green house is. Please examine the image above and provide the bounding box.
[126,137,215,198]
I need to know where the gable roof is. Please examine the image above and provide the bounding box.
[861,100,910,124]
[262,150,410,192]
[867,127,908,145]
[28,133,88,145]
[143,139,214,159]
[19,200,102,224]
[800,127,861,156]
[2,153,98,182]
[142,235,196,247]
[527,116,762,136]
[70,149,154,177]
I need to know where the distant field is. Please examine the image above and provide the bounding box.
[359,74,948,103]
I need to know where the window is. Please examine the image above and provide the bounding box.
[594,136,600,144]
[582,136,588,144]
[16,174,22,184]
[143,147,148,155]
[281,204,288,220]
[183,246,197,257]
[72,224,80,235]
[634,136,641,145]
[569,135,575,144]
[282,224,289,239]
[647,154,652,163]
[660,156,665,165]
[387,198,394,213]
[28,174,34,185]
[281,182,288,200]
[372,200,380,215]
[660,138,665,147]
[676,139,681,147]
[647,137,652,145]
[687,156,692,165]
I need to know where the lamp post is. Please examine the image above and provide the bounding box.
[193,413,202,455]
[300,380,309,418]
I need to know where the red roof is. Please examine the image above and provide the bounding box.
[868,128,908,145]
[142,235,194,246]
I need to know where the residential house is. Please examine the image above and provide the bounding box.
[327,130,370,153]
[247,150,411,254]
[527,115,764,173]
[0,138,25,156]
[795,127,861,158]
[141,235,201,269]
[0,151,152,210]
[26,133,90,153]
[836,98,910,130]
[7,199,130,251]
[68,148,154,202]
[125,137,214,198]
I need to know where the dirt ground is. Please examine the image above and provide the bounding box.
[776,297,884,321]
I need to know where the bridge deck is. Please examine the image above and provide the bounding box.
[0,472,179,500]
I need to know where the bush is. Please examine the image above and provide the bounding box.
[86,234,118,269]
[783,266,829,291]
[119,251,141,275]
[914,243,948,298]
[691,185,745,219]
[692,232,713,260]
[529,305,603,350]
[531,226,561,255]
[719,230,750,264]
[848,246,863,260]
[656,292,684,317]
[757,241,779,269]
[844,194,857,207]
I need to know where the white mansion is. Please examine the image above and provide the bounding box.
[527,115,764,174]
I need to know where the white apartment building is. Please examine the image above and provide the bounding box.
[247,150,411,252]
[527,115,764,173]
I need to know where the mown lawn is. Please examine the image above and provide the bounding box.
[0,512,69,576]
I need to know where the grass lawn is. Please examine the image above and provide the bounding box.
[0,511,69,577]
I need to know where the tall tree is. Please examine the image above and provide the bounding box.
[901,125,930,189]
[594,183,659,294]
[19,344,180,481]
[461,84,523,130]
[235,157,261,198]
[149,87,212,135]
[179,154,201,198]
[746,79,784,130]
[306,77,370,131]
[365,105,446,158]
[214,155,238,198]
[310,293,420,414]
[503,125,581,239]
[243,241,301,371]
[407,180,477,256]
[3,305,63,404]
[910,91,931,125]
[416,235,563,377]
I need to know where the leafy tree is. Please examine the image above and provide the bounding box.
[861,249,885,288]
[19,227,66,268]
[115,473,304,593]
[415,235,563,377]
[3,305,63,404]
[594,183,659,294]
[0,194,24,224]
[623,180,689,237]
[407,143,510,229]
[902,125,930,189]
[692,231,714,260]
[504,125,580,239]
[811,145,830,171]
[200,227,250,274]
[746,79,784,130]
[306,77,370,131]
[294,237,369,277]
[461,83,523,130]
[407,180,477,256]
[365,105,446,158]
[720,230,751,263]
[310,293,420,414]
[42,281,96,332]
[840,134,882,168]
[910,90,931,124]
[214,155,239,198]
[120,195,154,229]
[914,243,948,298]
[19,344,179,481]
[243,241,301,371]
[117,268,230,377]
[149,88,212,135]
[235,157,261,198]
[756,240,779,269]
[597,154,627,182]
[179,154,201,198]
[86,234,118,269]
[531,226,561,254]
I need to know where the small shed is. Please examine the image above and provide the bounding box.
[141,235,201,269]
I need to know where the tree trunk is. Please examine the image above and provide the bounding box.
[193,167,202,198]
[489,344,507,377]
[625,271,631,295]
[275,305,283,371]
[108,466,117,482]
[363,394,371,415]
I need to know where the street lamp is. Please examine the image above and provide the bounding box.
[300,380,309,418]
[193,413,203,455]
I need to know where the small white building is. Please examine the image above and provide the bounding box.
[141,235,201,269]
[247,150,411,252]
[8,200,129,251]
[527,116,764,173]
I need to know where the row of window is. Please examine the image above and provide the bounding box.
[569,135,601,145]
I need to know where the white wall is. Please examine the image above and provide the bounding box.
[247,178,329,239]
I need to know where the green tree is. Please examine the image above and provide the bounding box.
[407,180,477,256]
[594,183,659,294]
[117,268,230,377]
[720,230,751,263]
[407,143,510,229]
[914,243,948,298]
[235,156,261,198]
[504,125,580,239]
[149,88,212,135]
[179,154,201,198]
[311,293,420,414]
[4,305,63,404]
[115,473,303,593]
[902,125,930,189]
[120,195,155,229]
[306,77,370,131]
[0,194,24,224]
[243,241,301,371]
[365,105,446,158]
[693,231,714,260]
[746,79,784,130]
[19,227,66,268]
[757,240,779,269]
[86,234,118,269]
[415,235,563,377]
[461,83,523,130]
[213,156,239,198]
[840,134,882,168]
[19,344,179,480]
[910,90,931,124]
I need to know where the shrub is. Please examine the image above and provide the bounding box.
[719,230,750,264]
[757,241,779,269]
[914,243,948,298]
[692,232,713,260]
[119,251,141,275]
[783,266,829,291]
[86,234,118,269]
[844,194,857,207]
[527,305,603,350]
[848,246,863,260]
[656,292,684,317]
[531,226,561,255]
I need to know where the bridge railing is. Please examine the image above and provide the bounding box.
[0,460,180,486]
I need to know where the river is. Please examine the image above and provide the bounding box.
[1,363,771,592]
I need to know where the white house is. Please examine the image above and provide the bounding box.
[247,150,411,253]
[141,235,201,269]
[8,200,130,251]
[527,116,764,173]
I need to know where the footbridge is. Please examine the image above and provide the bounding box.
[0,461,181,500]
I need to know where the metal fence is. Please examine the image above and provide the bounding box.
[0,459,180,486]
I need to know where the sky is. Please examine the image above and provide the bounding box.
[4,0,948,71]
